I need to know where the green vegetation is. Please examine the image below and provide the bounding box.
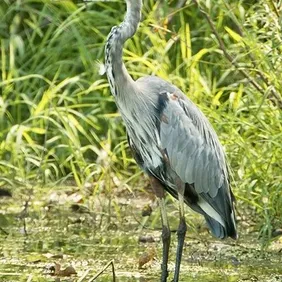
[0,0,282,280]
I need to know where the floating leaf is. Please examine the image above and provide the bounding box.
[138,247,157,269]
[138,236,155,243]
[51,263,77,277]
[26,253,48,263]
[141,204,152,217]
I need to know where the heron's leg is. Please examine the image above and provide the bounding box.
[173,190,187,282]
[158,197,171,282]
[150,177,171,282]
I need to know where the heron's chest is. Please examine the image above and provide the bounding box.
[118,104,163,169]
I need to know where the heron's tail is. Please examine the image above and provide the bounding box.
[164,183,238,239]
[204,213,237,239]
[196,196,237,240]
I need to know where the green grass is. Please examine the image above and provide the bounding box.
[0,0,281,244]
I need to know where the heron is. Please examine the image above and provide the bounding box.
[103,1,237,281]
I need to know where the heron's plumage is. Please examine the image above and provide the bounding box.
[105,0,237,242]
[132,76,237,239]
[104,1,237,280]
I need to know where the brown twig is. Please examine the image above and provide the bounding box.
[0,227,8,235]
[88,260,116,282]
[77,269,91,282]
[167,0,188,25]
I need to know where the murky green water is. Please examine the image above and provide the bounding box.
[0,190,281,281]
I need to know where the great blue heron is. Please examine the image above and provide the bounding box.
[103,1,237,281]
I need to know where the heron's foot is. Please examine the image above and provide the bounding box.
[161,224,171,282]
[161,265,169,282]
[173,216,187,282]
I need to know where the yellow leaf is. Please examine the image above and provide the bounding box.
[180,23,191,60]
[212,90,224,106]
[233,83,244,110]
[29,127,46,134]
[22,131,34,145]
[224,26,243,42]
[191,48,209,69]
[67,114,84,134]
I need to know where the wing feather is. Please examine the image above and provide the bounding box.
[135,76,236,239]
[159,93,226,197]
[158,91,237,239]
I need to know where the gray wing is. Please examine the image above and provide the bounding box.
[159,90,236,238]
[160,91,226,197]
[135,75,236,238]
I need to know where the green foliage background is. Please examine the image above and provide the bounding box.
[0,0,281,241]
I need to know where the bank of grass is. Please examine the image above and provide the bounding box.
[0,0,281,243]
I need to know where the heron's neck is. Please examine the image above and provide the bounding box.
[105,0,142,97]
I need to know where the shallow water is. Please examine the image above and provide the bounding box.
[0,189,281,282]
